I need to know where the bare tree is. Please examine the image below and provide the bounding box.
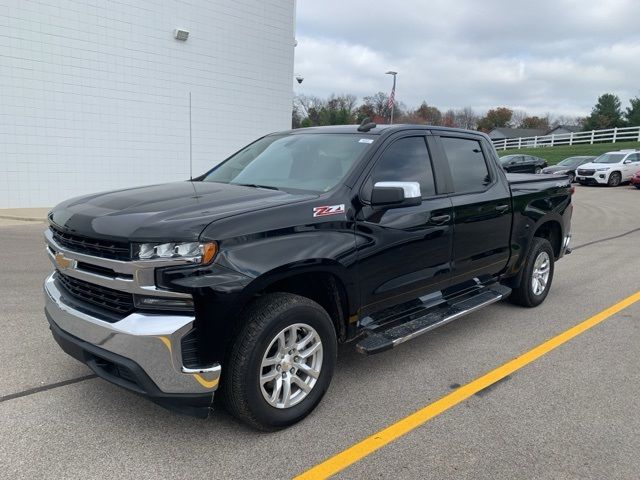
[509,109,528,128]
[453,107,478,130]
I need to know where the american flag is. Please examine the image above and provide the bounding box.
[387,75,396,111]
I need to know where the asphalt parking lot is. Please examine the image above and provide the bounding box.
[1,184,639,480]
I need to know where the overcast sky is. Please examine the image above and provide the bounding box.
[294,0,640,117]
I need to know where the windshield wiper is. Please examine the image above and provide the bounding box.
[233,183,280,191]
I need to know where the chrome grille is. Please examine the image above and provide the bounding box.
[50,226,131,261]
[577,169,595,176]
[56,271,135,315]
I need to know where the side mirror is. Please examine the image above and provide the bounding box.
[623,159,632,164]
[371,181,421,208]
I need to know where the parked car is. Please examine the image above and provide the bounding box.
[499,154,548,174]
[576,150,640,186]
[44,124,573,430]
[541,156,595,183]
[631,169,640,189]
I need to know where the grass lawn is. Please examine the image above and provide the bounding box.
[495,141,640,165]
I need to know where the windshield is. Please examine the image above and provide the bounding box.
[593,153,625,164]
[203,133,375,193]
[558,156,586,166]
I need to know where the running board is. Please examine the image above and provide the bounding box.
[355,284,511,355]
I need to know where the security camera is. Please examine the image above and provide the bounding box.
[295,75,304,84]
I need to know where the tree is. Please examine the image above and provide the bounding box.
[582,93,624,130]
[357,92,402,123]
[509,110,527,128]
[519,115,550,130]
[453,107,478,130]
[413,102,442,125]
[441,109,456,127]
[624,96,640,126]
[550,115,582,128]
[476,107,513,131]
[294,94,358,127]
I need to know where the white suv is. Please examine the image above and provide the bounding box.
[576,150,640,186]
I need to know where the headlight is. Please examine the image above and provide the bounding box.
[595,168,610,172]
[136,241,217,263]
[553,170,568,174]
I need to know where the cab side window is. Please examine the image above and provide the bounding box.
[370,136,436,197]
[441,137,491,193]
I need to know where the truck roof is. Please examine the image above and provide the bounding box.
[280,124,490,139]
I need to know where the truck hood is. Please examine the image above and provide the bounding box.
[49,181,314,242]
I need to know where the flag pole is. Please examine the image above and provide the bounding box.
[385,71,397,124]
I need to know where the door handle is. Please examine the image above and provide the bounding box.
[429,214,451,225]
[495,205,509,213]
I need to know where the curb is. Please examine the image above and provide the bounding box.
[0,215,46,222]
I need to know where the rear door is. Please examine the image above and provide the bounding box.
[432,134,512,285]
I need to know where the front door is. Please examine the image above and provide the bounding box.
[355,134,453,316]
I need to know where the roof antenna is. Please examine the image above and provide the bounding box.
[189,91,193,180]
[358,117,377,132]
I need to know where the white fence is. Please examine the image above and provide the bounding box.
[492,126,640,151]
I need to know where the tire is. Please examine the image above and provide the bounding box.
[534,167,542,174]
[510,237,554,308]
[222,293,337,430]
[635,185,640,190]
[607,171,622,187]
[567,172,575,183]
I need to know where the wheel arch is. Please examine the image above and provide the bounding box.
[532,219,563,259]
[238,261,357,342]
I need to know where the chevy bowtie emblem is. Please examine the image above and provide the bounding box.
[54,252,73,270]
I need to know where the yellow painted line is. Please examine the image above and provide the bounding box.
[157,336,172,353]
[294,290,640,480]
[193,374,219,389]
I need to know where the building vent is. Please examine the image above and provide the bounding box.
[174,29,189,41]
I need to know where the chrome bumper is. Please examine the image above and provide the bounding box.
[44,273,220,396]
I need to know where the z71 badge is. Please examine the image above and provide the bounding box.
[313,204,345,217]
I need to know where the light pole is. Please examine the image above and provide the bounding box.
[385,71,397,124]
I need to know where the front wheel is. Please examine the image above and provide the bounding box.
[607,171,622,187]
[567,172,575,183]
[510,237,554,307]
[534,167,542,174]
[222,293,337,430]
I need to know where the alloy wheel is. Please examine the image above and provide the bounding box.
[531,251,550,296]
[259,323,323,409]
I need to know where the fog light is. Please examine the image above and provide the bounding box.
[134,295,194,311]
[599,174,605,179]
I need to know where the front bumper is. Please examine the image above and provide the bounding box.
[44,273,220,417]
[576,173,608,185]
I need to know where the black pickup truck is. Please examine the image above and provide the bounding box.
[44,124,572,430]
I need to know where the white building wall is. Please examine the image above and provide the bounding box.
[0,0,296,208]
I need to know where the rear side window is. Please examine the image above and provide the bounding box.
[370,136,436,197]
[441,137,491,193]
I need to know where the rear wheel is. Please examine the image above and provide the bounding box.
[222,293,337,430]
[510,237,554,308]
[607,171,622,187]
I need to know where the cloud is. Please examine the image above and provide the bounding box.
[294,0,640,117]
